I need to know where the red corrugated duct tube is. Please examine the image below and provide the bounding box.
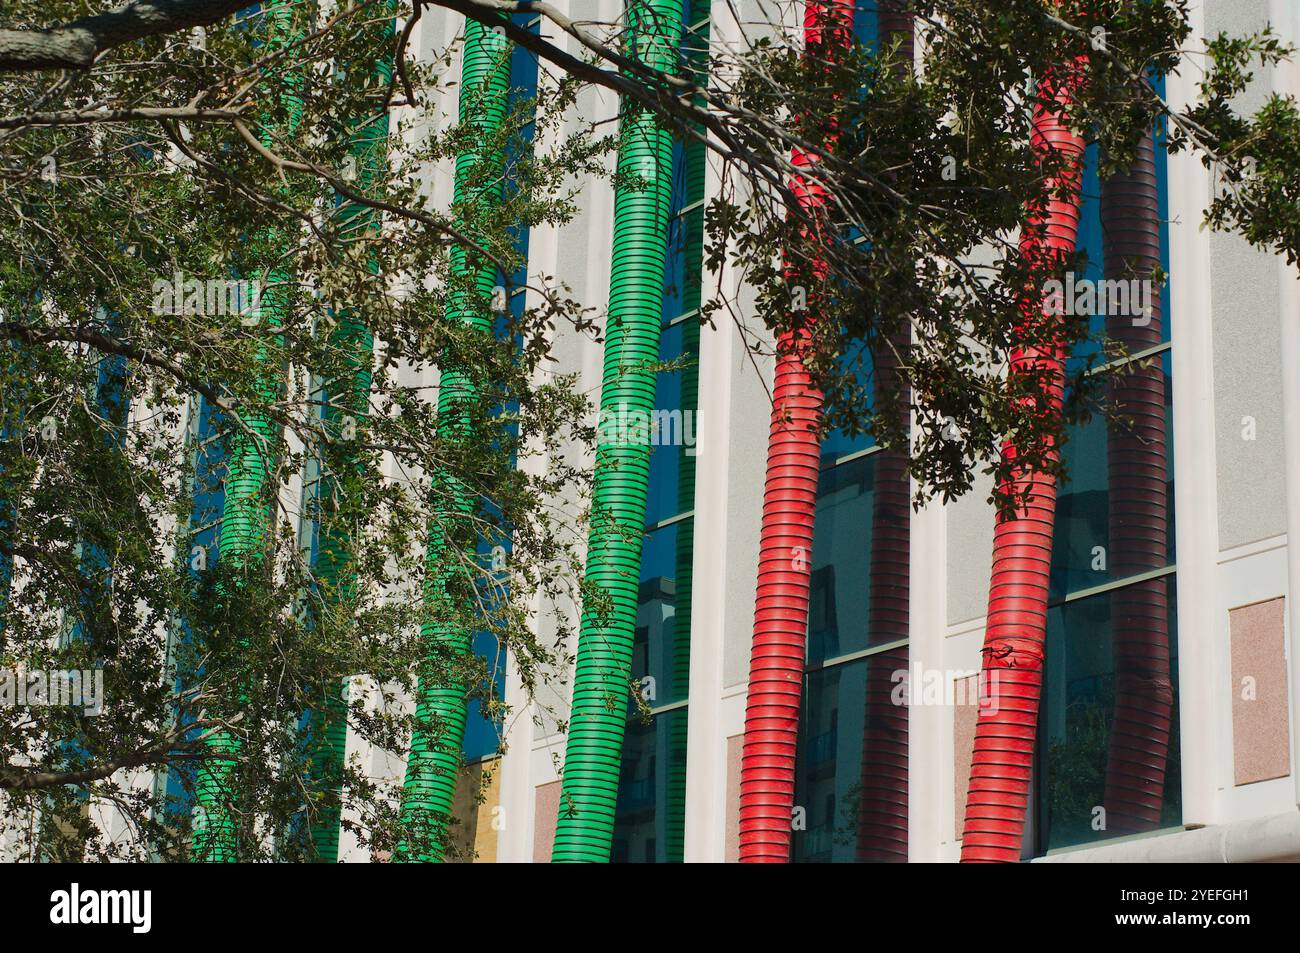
[854,2,913,864]
[1101,128,1174,834]
[738,0,852,863]
[960,57,1088,863]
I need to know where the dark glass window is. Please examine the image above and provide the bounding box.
[1036,101,1179,854]
[1038,577,1181,851]
[794,649,909,862]
[612,707,690,864]
[1051,351,1175,598]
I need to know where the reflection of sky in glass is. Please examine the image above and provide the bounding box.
[645,321,699,526]
[1067,105,1172,376]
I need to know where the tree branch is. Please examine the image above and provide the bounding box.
[0,105,243,131]
[0,0,254,72]
[0,717,225,791]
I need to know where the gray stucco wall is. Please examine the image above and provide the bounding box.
[722,293,775,688]
[946,469,995,625]
[1208,0,1289,550]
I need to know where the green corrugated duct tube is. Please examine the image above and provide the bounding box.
[190,276,287,862]
[395,17,511,863]
[191,0,303,863]
[551,0,684,863]
[303,12,395,865]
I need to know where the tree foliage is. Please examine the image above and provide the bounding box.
[0,0,1295,860]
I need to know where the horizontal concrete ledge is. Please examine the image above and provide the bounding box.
[1033,810,1300,863]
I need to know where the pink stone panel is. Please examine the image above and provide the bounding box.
[1229,597,1291,786]
[953,674,979,839]
[532,780,561,862]
[725,734,743,862]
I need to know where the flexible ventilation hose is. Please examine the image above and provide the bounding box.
[302,16,394,862]
[738,0,852,864]
[191,0,302,862]
[960,58,1087,863]
[551,0,682,863]
[396,18,511,863]
[1100,128,1173,835]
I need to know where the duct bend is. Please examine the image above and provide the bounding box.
[738,0,853,864]
[551,0,683,863]
[397,18,511,863]
[960,58,1087,863]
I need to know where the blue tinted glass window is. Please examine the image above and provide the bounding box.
[629,519,694,709]
[1051,351,1174,598]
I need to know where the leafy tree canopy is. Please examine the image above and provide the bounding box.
[0,0,1294,859]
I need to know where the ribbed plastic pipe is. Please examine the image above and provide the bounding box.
[190,286,286,862]
[960,59,1087,863]
[737,0,852,864]
[852,2,912,864]
[395,18,511,863]
[191,0,302,863]
[1100,128,1173,835]
[303,33,392,860]
[550,0,682,863]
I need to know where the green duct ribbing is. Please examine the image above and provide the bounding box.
[551,0,683,863]
[302,17,394,865]
[189,287,285,862]
[191,0,302,863]
[395,19,511,863]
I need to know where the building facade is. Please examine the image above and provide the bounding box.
[8,0,1296,864]
[324,0,1300,863]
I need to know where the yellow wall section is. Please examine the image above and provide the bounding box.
[448,757,502,862]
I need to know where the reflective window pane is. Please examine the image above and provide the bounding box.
[644,320,700,527]
[631,519,694,709]
[807,452,910,665]
[793,648,909,862]
[1038,576,1181,852]
[612,708,689,863]
[1052,351,1174,598]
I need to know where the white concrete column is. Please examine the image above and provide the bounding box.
[1270,0,1300,809]
[907,493,947,860]
[1164,0,1223,826]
